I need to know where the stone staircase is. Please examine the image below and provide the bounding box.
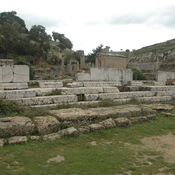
[0,84,175,108]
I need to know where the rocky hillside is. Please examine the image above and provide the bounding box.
[128,38,175,79]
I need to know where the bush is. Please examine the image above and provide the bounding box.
[132,69,147,80]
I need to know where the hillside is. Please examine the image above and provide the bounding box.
[128,38,175,79]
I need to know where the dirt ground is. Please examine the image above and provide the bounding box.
[141,132,175,164]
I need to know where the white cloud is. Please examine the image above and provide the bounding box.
[1,0,175,54]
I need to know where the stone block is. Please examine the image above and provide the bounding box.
[39,81,63,88]
[114,117,131,127]
[59,127,79,136]
[0,139,4,147]
[2,65,13,83]
[75,73,91,81]
[8,136,27,145]
[0,66,2,83]
[30,136,41,141]
[103,87,120,93]
[0,116,36,138]
[33,116,61,135]
[78,126,90,134]
[13,65,29,82]
[43,133,61,140]
[85,94,99,101]
[88,124,104,131]
[99,118,116,128]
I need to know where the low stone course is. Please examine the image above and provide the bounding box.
[8,136,27,145]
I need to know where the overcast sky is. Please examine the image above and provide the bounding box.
[1,0,175,54]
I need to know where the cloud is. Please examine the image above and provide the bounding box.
[108,5,175,29]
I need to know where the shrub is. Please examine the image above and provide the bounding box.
[132,68,147,80]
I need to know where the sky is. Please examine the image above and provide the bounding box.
[1,0,175,54]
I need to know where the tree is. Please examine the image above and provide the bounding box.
[29,25,50,58]
[52,32,73,50]
[86,44,104,64]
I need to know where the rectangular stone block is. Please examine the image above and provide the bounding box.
[2,65,13,83]
[0,66,2,83]
[75,73,91,81]
[39,81,63,88]
[13,65,29,82]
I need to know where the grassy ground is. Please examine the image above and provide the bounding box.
[1,112,175,175]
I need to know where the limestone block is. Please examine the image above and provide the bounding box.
[0,139,4,147]
[39,81,63,88]
[30,136,41,141]
[33,116,61,135]
[8,136,27,145]
[88,124,104,131]
[2,65,13,83]
[13,65,29,82]
[0,83,17,90]
[99,93,120,100]
[85,94,99,101]
[78,126,90,134]
[75,73,91,81]
[4,89,36,99]
[103,87,120,93]
[129,117,148,124]
[66,82,79,88]
[0,116,36,137]
[99,118,116,128]
[0,66,2,83]
[131,81,143,86]
[59,127,79,136]
[58,87,103,95]
[16,83,28,89]
[114,117,131,127]
[43,133,61,140]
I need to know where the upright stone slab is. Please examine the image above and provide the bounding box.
[75,73,91,81]
[13,65,29,82]
[2,65,13,83]
[0,66,2,83]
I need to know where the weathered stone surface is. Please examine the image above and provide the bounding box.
[14,95,78,106]
[66,82,79,88]
[8,136,27,145]
[50,108,99,125]
[47,155,65,163]
[30,136,41,141]
[75,73,91,81]
[103,87,120,93]
[2,65,13,83]
[78,126,90,134]
[58,87,103,95]
[43,133,61,140]
[39,81,63,88]
[85,94,99,101]
[0,116,35,138]
[144,103,174,111]
[129,116,148,124]
[0,139,4,147]
[13,65,29,82]
[146,114,156,120]
[33,116,61,135]
[0,66,2,83]
[59,127,79,136]
[88,124,104,131]
[114,117,131,127]
[99,118,116,128]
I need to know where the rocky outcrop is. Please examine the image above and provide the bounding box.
[33,116,61,135]
[0,116,35,138]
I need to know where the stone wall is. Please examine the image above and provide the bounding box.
[157,71,175,82]
[75,68,133,82]
[0,65,29,83]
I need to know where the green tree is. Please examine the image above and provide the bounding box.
[86,44,104,64]
[52,32,73,50]
[29,25,50,58]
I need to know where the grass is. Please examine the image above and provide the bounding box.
[1,114,175,174]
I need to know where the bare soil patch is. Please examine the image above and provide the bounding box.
[141,132,175,163]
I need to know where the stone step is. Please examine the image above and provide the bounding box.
[12,95,78,106]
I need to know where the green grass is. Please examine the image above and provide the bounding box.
[1,114,175,174]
